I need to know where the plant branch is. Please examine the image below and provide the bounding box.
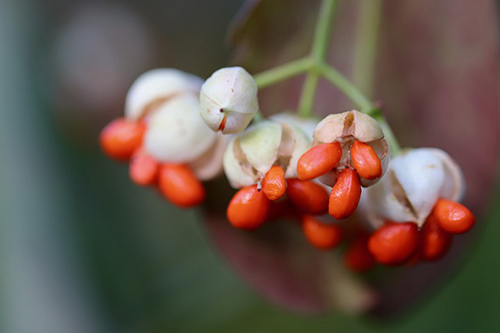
[253,110,264,122]
[353,0,382,96]
[320,64,373,112]
[351,0,401,154]
[250,0,401,155]
[298,0,338,117]
[311,0,337,62]
[254,58,311,89]
[321,64,401,154]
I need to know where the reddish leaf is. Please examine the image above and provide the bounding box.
[203,0,499,316]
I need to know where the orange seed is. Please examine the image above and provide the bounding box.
[297,142,342,180]
[227,185,270,229]
[344,235,376,272]
[302,215,342,250]
[328,168,361,220]
[262,166,287,201]
[421,214,452,261]
[432,198,475,234]
[158,164,205,208]
[350,140,382,180]
[286,179,329,215]
[368,222,419,265]
[129,149,159,186]
[99,118,144,161]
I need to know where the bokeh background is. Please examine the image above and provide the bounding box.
[1,0,499,332]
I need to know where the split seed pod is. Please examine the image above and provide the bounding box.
[125,68,203,121]
[200,67,259,134]
[312,110,390,187]
[360,148,465,229]
[223,120,310,189]
[125,68,225,181]
[269,112,320,139]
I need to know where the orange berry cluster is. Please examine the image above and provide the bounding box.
[100,116,477,273]
[226,165,344,249]
[297,140,382,220]
[344,198,475,271]
[100,66,476,275]
[100,118,205,207]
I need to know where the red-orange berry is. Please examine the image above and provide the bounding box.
[227,185,270,229]
[286,179,329,215]
[432,198,475,234]
[328,168,361,220]
[344,235,376,272]
[158,164,205,208]
[421,214,452,261]
[350,140,382,180]
[99,118,144,160]
[267,201,297,221]
[262,166,287,201]
[129,149,159,186]
[217,114,227,131]
[297,142,342,180]
[302,215,342,250]
[368,222,419,265]
[405,237,423,266]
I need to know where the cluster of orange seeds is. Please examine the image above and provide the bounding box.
[297,140,382,220]
[225,164,344,250]
[224,134,478,273]
[347,198,476,270]
[100,111,478,274]
[99,64,477,275]
[100,118,205,207]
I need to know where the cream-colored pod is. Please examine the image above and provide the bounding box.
[312,110,390,187]
[360,148,465,229]
[200,67,259,134]
[269,112,320,139]
[125,68,203,121]
[313,110,384,144]
[143,94,217,163]
[223,120,311,189]
[188,133,227,181]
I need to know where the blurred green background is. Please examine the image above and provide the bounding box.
[1,0,499,332]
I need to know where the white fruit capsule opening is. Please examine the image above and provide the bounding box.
[360,148,465,229]
[144,94,217,163]
[125,68,203,121]
[223,120,310,189]
[311,110,390,187]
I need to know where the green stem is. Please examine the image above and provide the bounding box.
[320,64,373,112]
[298,0,337,117]
[350,0,401,154]
[322,64,400,154]
[253,110,264,122]
[254,58,311,89]
[298,73,319,117]
[352,0,382,96]
[249,0,401,155]
[311,0,337,61]
[378,118,400,155]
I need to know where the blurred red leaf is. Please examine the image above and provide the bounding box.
[203,0,500,316]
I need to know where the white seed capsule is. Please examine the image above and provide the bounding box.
[223,120,310,189]
[312,110,390,187]
[200,67,259,134]
[125,68,203,121]
[143,94,217,163]
[269,113,316,179]
[269,112,320,139]
[360,148,465,229]
[188,133,226,181]
[314,110,384,144]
